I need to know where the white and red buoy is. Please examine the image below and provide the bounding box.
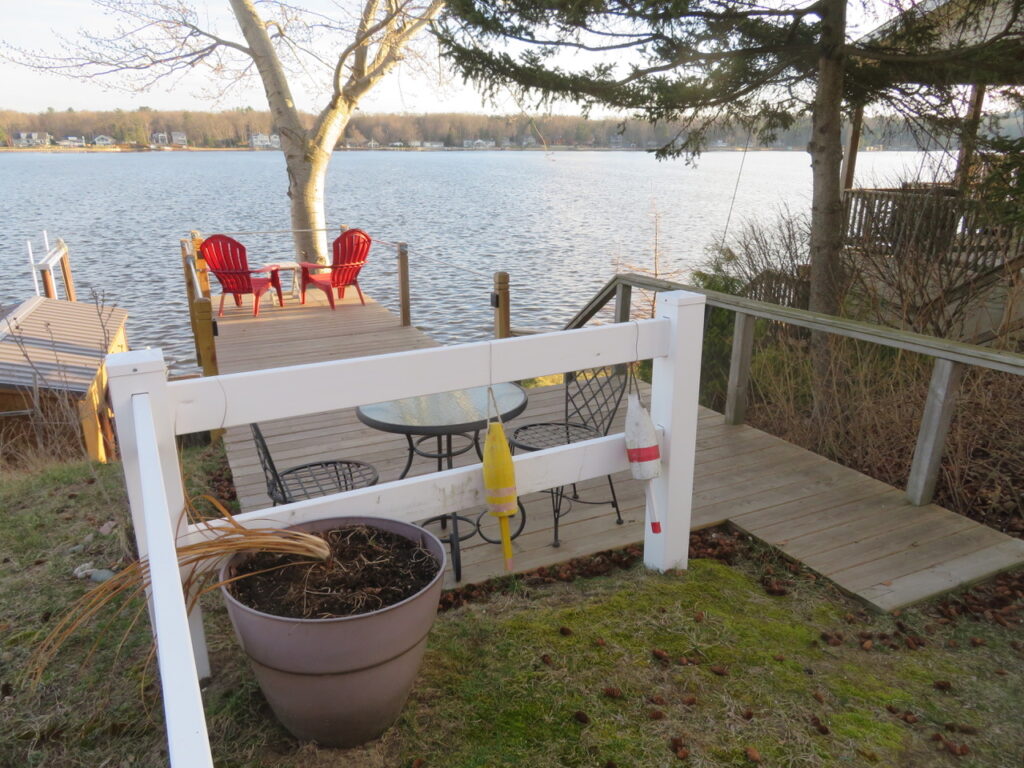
[625,391,663,533]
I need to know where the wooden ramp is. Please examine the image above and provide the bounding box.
[213,292,1024,611]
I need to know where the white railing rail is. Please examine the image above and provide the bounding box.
[105,290,706,767]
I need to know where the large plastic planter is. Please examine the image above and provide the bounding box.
[220,516,446,747]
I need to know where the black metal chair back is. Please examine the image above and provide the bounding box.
[251,423,289,505]
[564,366,628,436]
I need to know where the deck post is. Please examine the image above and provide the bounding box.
[614,282,632,323]
[724,311,755,425]
[106,349,211,680]
[906,358,963,506]
[645,290,706,572]
[190,231,211,298]
[493,271,511,339]
[398,242,411,327]
[58,245,77,302]
[41,267,57,300]
[194,298,219,378]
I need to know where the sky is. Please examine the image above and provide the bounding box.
[0,1,511,115]
[0,1,889,117]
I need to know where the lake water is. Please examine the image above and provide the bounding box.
[0,149,937,372]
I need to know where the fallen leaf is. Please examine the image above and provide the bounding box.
[602,687,623,699]
[410,759,425,768]
[861,640,874,651]
[933,680,952,691]
[970,637,986,647]
[540,654,553,666]
[742,709,754,720]
[676,748,690,760]
[681,695,697,706]
[813,691,825,704]
[710,665,728,676]
[559,626,573,636]
[648,709,666,720]
[652,648,670,662]
[573,710,590,724]
[745,746,763,763]
[648,695,668,706]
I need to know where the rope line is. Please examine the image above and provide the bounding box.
[720,128,753,247]
[194,228,337,237]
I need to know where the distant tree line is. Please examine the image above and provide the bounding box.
[2,106,1019,150]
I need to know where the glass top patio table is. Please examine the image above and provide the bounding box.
[356,382,528,436]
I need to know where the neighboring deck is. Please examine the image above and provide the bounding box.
[213,291,1024,611]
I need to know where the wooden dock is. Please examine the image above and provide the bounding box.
[213,291,1024,611]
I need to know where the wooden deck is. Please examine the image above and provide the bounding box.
[213,291,1024,611]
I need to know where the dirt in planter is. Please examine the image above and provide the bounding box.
[229,525,440,619]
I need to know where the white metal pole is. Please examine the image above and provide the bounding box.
[106,348,211,678]
[645,290,706,571]
[27,240,40,296]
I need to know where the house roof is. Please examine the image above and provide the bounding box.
[856,0,1024,86]
[0,297,128,394]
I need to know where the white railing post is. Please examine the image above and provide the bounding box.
[645,290,706,571]
[106,349,211,679]
[132,394,214,768]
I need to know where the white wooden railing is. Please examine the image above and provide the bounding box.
[105,290,706,766]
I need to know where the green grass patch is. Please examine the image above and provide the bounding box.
[1,449,1022,767]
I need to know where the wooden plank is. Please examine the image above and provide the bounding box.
[834,520,1014,593]
[801,511,978,576]
[857,539,1024,611]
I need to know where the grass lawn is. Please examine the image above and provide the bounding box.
[1,448,1022,767]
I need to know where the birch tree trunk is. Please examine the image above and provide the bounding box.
[229,0,350,264]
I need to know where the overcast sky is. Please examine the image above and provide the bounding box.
[1,1,888,116]
[0,1,512,114]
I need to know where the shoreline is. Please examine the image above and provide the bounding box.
[0,145,913,155]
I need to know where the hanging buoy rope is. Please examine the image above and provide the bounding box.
[625,374,663,534]
[482,388,518,571]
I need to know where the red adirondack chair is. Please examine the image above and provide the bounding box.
[199,234,284,317]
[299,229,371,310]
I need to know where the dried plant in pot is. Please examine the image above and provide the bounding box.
[30,506,446,749]
[218,515,446,747]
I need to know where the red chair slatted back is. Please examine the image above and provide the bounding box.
[330,229,371,288]
[200,234,254,295]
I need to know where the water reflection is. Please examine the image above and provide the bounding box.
[0,150,934,373]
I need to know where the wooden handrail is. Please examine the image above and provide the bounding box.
[569,273,1024,376]
[566,272,1024,507]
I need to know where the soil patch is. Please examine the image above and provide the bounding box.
[229,524,440,619]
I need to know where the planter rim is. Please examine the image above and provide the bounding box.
[218,515,445,625]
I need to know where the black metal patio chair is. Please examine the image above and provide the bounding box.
[251,423,379,505]
[508,366,628,547]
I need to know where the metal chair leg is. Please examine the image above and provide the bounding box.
[607,475,623,525]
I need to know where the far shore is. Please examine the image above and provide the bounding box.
[0,144,843,155]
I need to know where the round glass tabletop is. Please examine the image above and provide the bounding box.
[356,382,528,435]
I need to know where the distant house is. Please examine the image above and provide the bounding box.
[170,131,188,146]
[57,136,86,148]
[93,135,115,146]
[13,132,51,147]
[249,132,282,149]
[463,138,496,149]
[422,141,445,149]
[367,139,380,148]
[151,132,168,145]
[521,136,537,148]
